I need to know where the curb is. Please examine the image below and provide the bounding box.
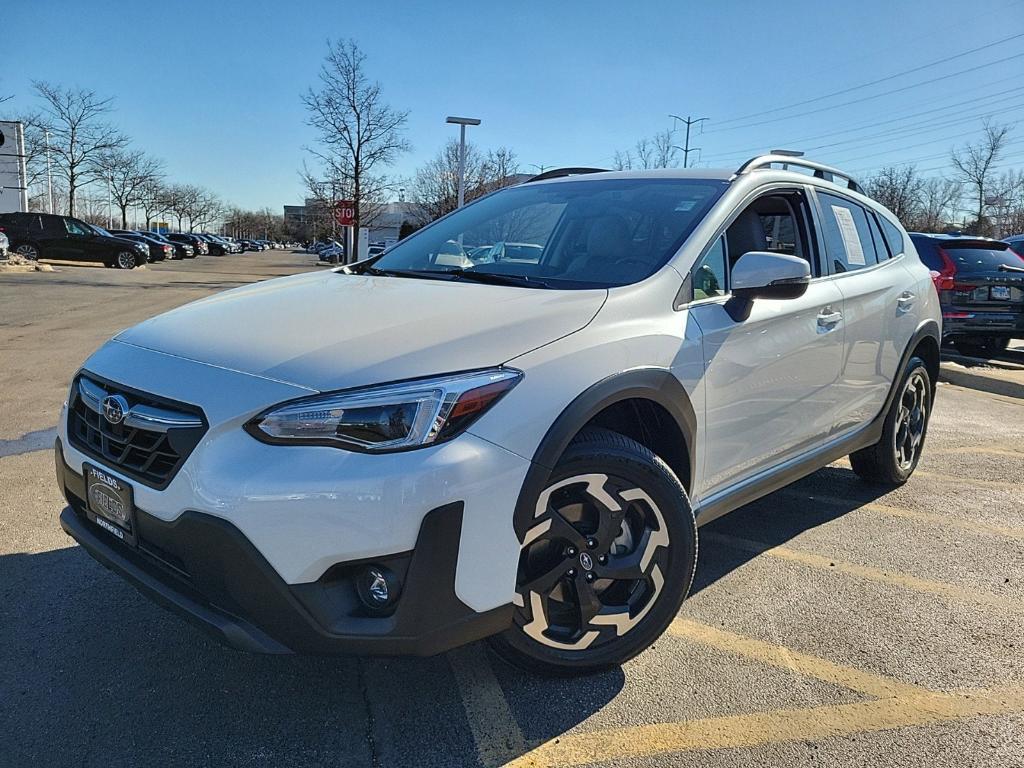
[938,362,1024,399]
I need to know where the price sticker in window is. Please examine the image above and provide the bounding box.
[831,205,865,266]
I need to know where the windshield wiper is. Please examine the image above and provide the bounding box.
[435,269,553,289]
[361,267,454,281]
[359,265,552,288]
[998,263,1024,273]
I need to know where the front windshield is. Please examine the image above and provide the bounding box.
[369,178,726,288]
[91,225,113,237]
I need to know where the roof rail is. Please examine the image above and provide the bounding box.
[734,154,863,194]
[525,167,609,183]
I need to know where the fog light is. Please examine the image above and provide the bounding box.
[356,565,400,612]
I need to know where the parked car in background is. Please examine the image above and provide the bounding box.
[55,157,941,674]
[195,234,228,256]
[0,212,148,268]
[146,231,195,259]
[0,230,8,260]
[110,230,172,262]
[317,240,345,262]
[166,232,209,256]
[910,233,1024,357]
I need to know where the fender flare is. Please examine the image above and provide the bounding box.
[511,368,697,541]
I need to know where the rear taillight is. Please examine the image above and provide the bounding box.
[163,245,172,253]
[934,247,956,291]
[942,311,974,319]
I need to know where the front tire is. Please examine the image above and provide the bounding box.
[849,356,932,485]
[489,428,697,676]
[114,250,137,269]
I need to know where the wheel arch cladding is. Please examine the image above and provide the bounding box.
[513,368,696,542]
[910,328,940,395]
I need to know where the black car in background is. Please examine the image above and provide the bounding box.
[195,233,228,256]
[147,231,195,259]
[0,212,148,268]
[910,233,1024,357]
[110,230,173,262]
[166,232,209,256]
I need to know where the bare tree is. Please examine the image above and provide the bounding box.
[951,121,1012,235]
[865,166,925,224]
[94,149,164,228]
[138,180,171,229]
[915,178,961,233]
[164,184,199,231]
[302,39,410,257]
[409,140,520,224]
[613,129,679,170]
[31,81,128,216]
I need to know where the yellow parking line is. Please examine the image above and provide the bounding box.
[913,470,1021,492]
[667,618,925,698]
[778,491,1024,541]
[504,684,1024,767]
[703,531,1022,612]
[448,642,528,768]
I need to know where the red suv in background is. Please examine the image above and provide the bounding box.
[910,233,1024,357]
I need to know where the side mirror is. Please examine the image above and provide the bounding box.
[731,251,811,300]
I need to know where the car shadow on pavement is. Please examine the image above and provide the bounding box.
[1,464,882,768]
[0,541,622,768]
[691,464,890,595]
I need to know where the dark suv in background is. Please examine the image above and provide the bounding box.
[166,232,209,256]
[0,212,149,269]
[910,233,1024,357]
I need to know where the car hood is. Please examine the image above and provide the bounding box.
[114,270,607,391]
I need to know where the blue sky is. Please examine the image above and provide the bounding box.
[4,0,1023,211]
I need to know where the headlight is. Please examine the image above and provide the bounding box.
[247,368,522,452]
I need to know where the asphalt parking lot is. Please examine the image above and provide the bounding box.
[1,252,1022,768]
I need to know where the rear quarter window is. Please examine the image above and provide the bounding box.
[909,236,943,270]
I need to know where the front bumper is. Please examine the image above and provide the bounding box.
[57,443,513,655]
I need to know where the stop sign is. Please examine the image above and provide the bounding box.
[334,201,355,227]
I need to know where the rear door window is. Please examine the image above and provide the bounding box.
[817,193,881,272]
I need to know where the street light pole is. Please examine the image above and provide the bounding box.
[44,129,54,214]
[446,116,481,208]
[106,175,113,228]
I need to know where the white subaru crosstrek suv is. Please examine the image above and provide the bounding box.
[57,155,941,675]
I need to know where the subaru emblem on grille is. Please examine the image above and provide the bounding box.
[102,395,129,425]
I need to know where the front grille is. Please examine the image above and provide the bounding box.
[67,374,207,489]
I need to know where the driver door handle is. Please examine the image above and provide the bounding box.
[817,308,843,328]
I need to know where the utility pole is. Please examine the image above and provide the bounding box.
[669,114,708,168]
[44,128,54,214]
[106,174,113,228]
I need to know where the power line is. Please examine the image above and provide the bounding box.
[706,52,1024,134]
[712,31,1024,127]
[700,78,1024,161]
[807,99,1024,155]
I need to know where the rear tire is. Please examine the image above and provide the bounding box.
[14,243,39,261]
[849,356,931,486]
[489,427,697,676]
[954,337,1009,358]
